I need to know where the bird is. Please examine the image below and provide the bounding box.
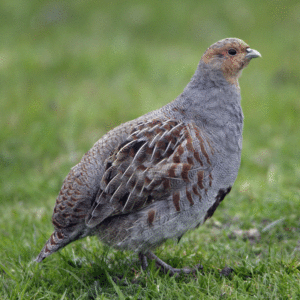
[35,38,261,276]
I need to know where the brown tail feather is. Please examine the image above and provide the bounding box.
[34,231,66,262]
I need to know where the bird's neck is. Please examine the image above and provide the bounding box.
[163,63,244,135]
[187,60,240,90]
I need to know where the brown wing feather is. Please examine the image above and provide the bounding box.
[86,119,214,228]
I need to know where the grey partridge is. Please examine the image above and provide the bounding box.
[35,38,261,275]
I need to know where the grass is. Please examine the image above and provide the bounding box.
[1,0,300,299]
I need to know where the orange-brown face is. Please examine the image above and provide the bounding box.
[202,38,260,87]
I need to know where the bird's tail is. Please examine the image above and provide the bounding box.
[35,231,68,262]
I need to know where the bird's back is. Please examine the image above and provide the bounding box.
[35,108,167,261]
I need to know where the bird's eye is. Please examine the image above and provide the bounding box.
[228,49,237,56]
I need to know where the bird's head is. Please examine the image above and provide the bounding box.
[201,38,261,87]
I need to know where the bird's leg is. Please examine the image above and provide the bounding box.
[145,251,201,276]
[138,252,148,270]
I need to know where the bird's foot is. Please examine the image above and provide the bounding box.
[138,252,149,270]
[139,251,202,277]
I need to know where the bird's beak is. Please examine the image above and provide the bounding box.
[245,48,261,59]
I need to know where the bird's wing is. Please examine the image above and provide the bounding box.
[86,119,215,228]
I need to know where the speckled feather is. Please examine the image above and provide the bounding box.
[87,119,214,227]
[35,38,260,263]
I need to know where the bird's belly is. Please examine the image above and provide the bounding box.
[95,202,205,252]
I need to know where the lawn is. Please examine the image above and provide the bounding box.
[1,0,300,299]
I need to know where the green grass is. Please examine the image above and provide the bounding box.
[1,0,300,299]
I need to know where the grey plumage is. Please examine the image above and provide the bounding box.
[35,38,261,274]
